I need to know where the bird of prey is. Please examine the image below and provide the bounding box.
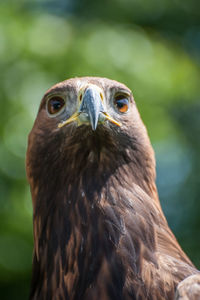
[26,77,200,300]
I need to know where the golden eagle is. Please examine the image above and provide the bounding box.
[26,77,200,299]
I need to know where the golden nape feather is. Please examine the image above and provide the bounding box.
[26,77,200,300]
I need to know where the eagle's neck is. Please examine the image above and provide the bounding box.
[29,141,161,299]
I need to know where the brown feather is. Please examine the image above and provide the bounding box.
[26,77,199,300]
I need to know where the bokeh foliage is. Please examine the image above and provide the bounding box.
[0,0,200,299]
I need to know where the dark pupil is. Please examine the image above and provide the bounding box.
[52,100,61,111]
[116,98,128,108]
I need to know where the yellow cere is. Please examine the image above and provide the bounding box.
[58,112,80,128]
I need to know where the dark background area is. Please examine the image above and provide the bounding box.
[0,0,200,299]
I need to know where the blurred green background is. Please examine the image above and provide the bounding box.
[0,0,200,299]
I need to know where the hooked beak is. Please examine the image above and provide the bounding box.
[78,86,105,130]
[58,84,121,130]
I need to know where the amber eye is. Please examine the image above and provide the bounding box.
[114,94,129,113]
[47,96,65,115]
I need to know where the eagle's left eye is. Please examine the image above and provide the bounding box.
[47,96,65,115]
[114,94,129,113]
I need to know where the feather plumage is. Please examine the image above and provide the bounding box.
[26,77,199,300]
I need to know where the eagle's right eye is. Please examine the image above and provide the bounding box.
[47,96,65,115]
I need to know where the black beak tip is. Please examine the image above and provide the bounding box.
[90,118,98,131]
[92,124,97,131]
